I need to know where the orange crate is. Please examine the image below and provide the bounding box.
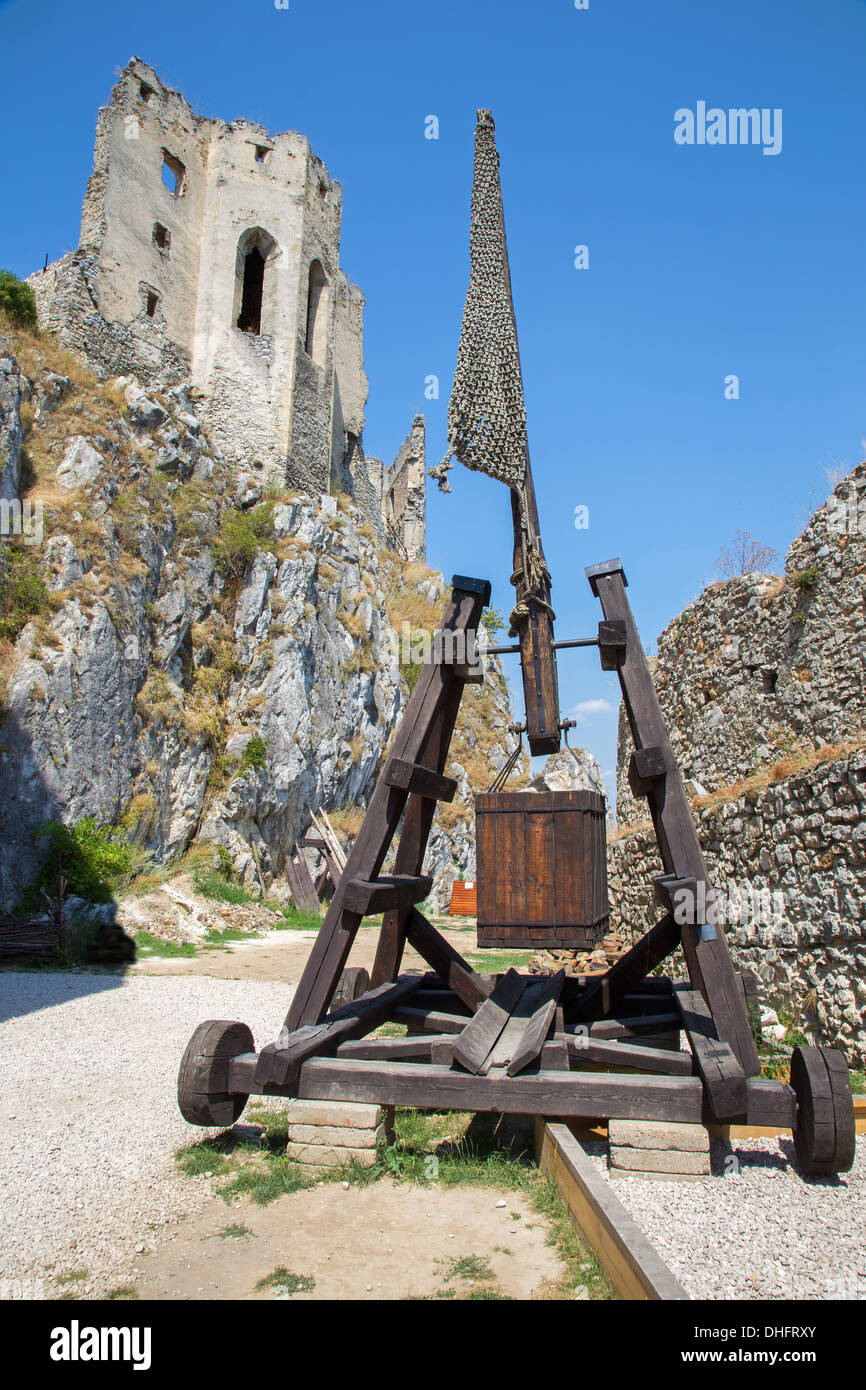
[449,881,477,916]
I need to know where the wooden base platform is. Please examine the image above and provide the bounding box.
[177,964,854,1178]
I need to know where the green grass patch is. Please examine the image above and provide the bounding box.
[215,1223,254,1240]
[273,906,322,931]
[175,1107,311,1206]
[465,950,533,974]
[55,1269,88,1286]
[850,1069,865,1095]
[204,924,254,944]
[255,1267,315,1295]
[0,542,55,642]
[135,931,197,959]
[105,1286,138,1300]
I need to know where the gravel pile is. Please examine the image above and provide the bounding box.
[0,972,291,1297]
[585,1135,866,1299]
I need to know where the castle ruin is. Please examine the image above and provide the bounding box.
[28,58,424,557]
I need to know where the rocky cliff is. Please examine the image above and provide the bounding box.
[0,320,518,911]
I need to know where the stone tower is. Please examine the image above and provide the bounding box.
[28,57,422,547]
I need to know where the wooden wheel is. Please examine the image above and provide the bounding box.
[177,1020,253,1127]
[331,966,370,1013]
[790,1044,855,1176]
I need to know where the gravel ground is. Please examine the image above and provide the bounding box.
[585,1135,866,1300]
[2,969,863,1301]
[0,971,291,1298]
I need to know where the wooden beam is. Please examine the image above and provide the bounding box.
[675,986,748,1121]
[568,914,680,1024]
[574,1012,681,1041]
[564,1037,694,1076]
[342,875,433,916]
[335,1034,441,1061]
[536,1122,690,1300]
[371,658,468,988]
[451,968,528,1074]
[384,759,458,802]
[403,909,492,1011]
[284,580,488,1028]
[587,560,760,1076]
[295,1057,704,1120]
[484,973,563,1073]
[392,1006,470,1035]
[254,975,423,1087]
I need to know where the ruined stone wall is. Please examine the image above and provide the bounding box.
[367,415,427,561]
[28,59,369,496]
[608,751,866,1065]
[608,463,866,1064]
[616,462,866,828]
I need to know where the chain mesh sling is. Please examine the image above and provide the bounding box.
[430,109,553,638]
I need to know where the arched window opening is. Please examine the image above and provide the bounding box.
[305,259,328,364]
[237,247,266,334]
[233,228,277,337]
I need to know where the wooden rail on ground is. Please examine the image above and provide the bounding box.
[535,1120,690,1301]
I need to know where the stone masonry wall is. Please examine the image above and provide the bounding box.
[608,752,866,1066]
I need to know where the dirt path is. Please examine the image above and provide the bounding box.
[134,1181,563,1301]
[130,919,482,983]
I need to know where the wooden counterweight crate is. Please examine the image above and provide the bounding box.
[474,790,609,948]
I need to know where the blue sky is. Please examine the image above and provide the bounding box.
[2,0,865,806]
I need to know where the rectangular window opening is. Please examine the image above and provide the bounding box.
[145,291,159,319]
[761,669,778,694]
[139,82,155,103]
[152,222,170,254]
[161,150,186,197]
[255,145,270,164]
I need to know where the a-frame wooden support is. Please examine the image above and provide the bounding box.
[578,559,760,1079]
[254,576,494,1086]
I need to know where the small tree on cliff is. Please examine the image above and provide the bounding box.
[713,530,778,580]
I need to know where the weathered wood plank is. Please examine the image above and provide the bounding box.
[575,1012,681,1041]
[484,972,564,1073]
[295,1058,704,1121]
[404,909,492,1011]
[451,968,528,1075]
[675,986,747,1121]
[505,971,566,1076]
[568,914,680,1024]
[254,975,423,1087]
[392,1006,470,1035]
[285,580,488,1027]
[342,875,433,916]
[537,1123,690,1300]
[384,759,458,802]
[564,1035,694,1076]
[335,1034,440,1061]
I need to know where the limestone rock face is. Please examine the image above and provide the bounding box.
[0,335,518,912]
[0,355,23,501]
[528,747,606,799]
